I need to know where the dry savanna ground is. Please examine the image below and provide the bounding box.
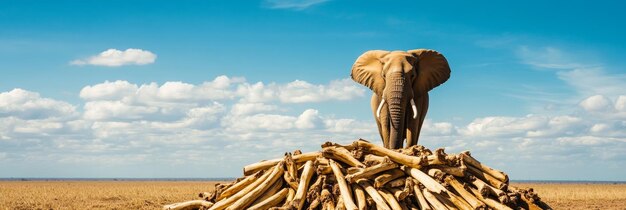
[0,181,219,210]
[1,181,625,209]
[513,182,626,210]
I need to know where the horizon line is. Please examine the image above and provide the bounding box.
[1,177,625,183]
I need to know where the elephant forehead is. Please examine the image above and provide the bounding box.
[383,52,414,62]
[383,55,415,71]
[386,51,412,57]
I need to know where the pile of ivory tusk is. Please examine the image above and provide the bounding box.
[164,139,552,210]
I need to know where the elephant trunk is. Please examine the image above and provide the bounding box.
[387,71,407,149]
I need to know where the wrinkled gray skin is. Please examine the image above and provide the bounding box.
[373,51,417,149]
[351,49,450,149]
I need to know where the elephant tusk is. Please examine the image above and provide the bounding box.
[376,99,385,118]
[410,99,417,119]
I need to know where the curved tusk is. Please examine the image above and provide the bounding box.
[376,99,385,118]
[410,99,418,119]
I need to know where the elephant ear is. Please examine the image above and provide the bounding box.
[408,49,451,97]
[351,50,389,96]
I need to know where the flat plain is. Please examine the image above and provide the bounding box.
[0,181,219,210]
[1,181,625,209]
[513,182,626,210]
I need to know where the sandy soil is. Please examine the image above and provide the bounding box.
[0,181,219,210]
[1,181,625,209]
[512,182,626,210]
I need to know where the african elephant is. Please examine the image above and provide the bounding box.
[350,49,450,149]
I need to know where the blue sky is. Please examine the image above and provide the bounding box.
[1,0,625,180]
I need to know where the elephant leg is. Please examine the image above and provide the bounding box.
[406,93,429,147]
[371,94,390,147]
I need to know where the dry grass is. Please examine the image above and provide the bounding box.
[0,181,219,210]
[512,182,626,210]
[1,181,625,209]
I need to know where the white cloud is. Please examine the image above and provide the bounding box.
[556,136,618,146]
[0,88,76,120]
[509,46,626,161]
[325,118,377,136]
[222,108,326,132]
[279,78,365,103]
[279,80,322,103]
[1,73,625,180]
[235,78,365,103]
[133,76,244,103]
[79,76,247,121]
[614,95,626,111]
[83,101,159,121]
[236,82,278,103]
[228,113,297,131]
[230,102,277,116]
[295,109,322,129]
[71,48,156,67]
[0,88,82,140]
[12,119,64,134]
[421,120,456,136]
[590,123,610,133]
[80,80,138,100]
[183,103,227,129]
[588,121,626,137]
[460,113,591,139]
[527,115,583,137]
[462,115,548,137]
[580,95,612,112]
[65,76,369,157]
[77,76,362,124]
[155,82,196,100]
[263,0,328,10]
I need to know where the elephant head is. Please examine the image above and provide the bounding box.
[351,49,450,149]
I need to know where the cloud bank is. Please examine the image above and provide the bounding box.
[0,72,624,179]
[0,76,376,177]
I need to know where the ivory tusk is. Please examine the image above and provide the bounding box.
[376,99,385,118]
[410,99,417,119]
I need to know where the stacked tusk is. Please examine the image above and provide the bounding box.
[165,139,551,210]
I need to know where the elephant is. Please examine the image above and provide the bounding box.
[350,49,450,149]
